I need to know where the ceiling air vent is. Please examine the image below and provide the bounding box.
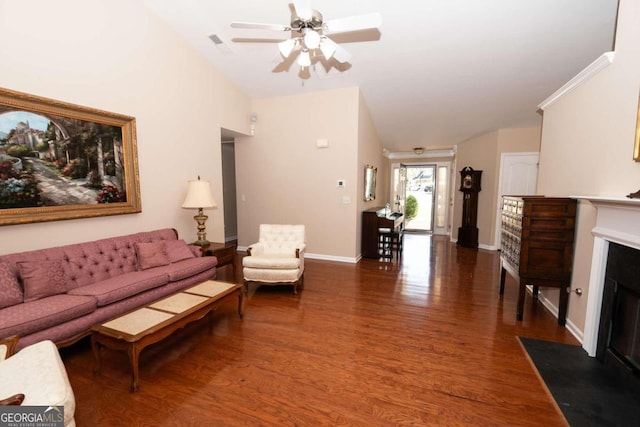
[208,34,232,53]
[208,34,223,45]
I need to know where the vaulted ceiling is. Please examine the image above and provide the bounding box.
[143,0,618,153]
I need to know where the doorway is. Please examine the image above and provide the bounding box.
[405,165,436,232]
[221,140,238,242]
[391,162,451,235]
[494,152,539,247]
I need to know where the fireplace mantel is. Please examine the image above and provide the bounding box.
[576,196,640,356]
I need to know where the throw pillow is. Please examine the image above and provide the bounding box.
[165,239,196,263]
[0,262,22,309]
[18,259,68,302]
[135,242,170,270]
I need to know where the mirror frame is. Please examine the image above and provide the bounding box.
[364,165,377,201]
[634,92,640,161]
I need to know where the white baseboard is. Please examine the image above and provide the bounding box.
[305,253,358,263]
[529,286,584,345]
[447,238,497,251]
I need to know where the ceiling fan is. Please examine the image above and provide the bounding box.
[230,2,381,71]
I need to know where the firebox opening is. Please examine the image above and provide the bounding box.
[597,242,640,385]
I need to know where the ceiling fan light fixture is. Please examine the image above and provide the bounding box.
[278,38,298,58]
[297,50,311,67]
[319,37,336,60]
[303,29,321,50]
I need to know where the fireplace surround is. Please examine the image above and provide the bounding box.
[582,197,640,361]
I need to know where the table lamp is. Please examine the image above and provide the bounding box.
[181,176,217,246]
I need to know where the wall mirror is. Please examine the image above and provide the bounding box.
[364,165,377,201]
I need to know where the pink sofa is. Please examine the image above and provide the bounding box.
[0,228,217,350]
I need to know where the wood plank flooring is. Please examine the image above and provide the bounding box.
[61,234,578,426]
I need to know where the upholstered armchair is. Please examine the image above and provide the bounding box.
[242,224,306,294]
[0,336,76,426]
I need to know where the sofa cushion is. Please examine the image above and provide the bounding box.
[18,260,68,302]
[0,294,97,338]
[68,270,169,307]
[135,242,170,270]
[165,239,196,263]
[154,257,217,282]
[0,262,22,309]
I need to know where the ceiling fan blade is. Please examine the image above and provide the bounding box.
[319,37,351,63]
[231,22,290,31]
[323,12,382,34]
[292,0,312,21]
[332,43,352,63]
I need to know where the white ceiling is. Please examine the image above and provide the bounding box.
[143,0,618,153]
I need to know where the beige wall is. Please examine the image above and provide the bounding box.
[357,91,386,258]
[0,0,251,255]
[452,127,541,248]
[536,0,640,334]
[453,131,499,247]
[235,87,379,260]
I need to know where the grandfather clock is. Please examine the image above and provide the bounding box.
[457,166,482,248]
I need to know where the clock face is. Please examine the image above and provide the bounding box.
[463,175,473,189]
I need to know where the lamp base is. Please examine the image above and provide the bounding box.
[192,209,210,248]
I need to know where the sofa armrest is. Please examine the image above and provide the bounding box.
[0,335,19,361]
[0,393,25,406]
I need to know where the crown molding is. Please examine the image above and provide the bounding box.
[538,51,614,111]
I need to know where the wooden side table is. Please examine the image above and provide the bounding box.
[200,242,236,276]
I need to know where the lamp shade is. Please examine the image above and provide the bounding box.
[181,178,217,209]
[278,38,297,58]
[319,37,336,60]
[297,50,311,67]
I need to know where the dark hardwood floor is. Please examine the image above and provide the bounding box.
[61,234,577,426]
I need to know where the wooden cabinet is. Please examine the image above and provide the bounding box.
[498,196,577,325]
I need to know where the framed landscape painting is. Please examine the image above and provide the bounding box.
[0,87,141,225]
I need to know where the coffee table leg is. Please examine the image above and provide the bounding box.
[237,290,244,319]
[127,344,141,392]
[91,335,102,374]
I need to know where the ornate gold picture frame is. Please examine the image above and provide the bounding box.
[0,87,141,225]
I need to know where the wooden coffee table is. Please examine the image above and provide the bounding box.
[91,280,243,392]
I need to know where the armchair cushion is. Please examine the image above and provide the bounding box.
[242,256,301,270]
